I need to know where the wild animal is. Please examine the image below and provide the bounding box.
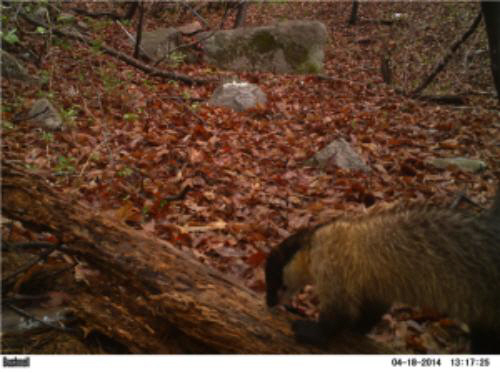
[265,189,500,353]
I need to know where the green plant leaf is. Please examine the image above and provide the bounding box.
[2,29,20,44]
[123,113,139,121]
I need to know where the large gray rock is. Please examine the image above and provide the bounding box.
[199,20,327,74]
[140,27,181,61]
[208,80,267,112]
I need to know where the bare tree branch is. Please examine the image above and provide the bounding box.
[411,10,482,96]
[180,1,210,29]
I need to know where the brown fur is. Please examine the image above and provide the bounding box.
[266,202,500,352]
[491,186,500,223]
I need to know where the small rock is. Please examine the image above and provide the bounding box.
[27,99,63,130]
[426,157,486,173]
[76,20,90,31]
[208,80,267,112]
[57,12,75,23]
[306,139,370,172]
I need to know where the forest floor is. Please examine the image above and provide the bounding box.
[2,1,499,354]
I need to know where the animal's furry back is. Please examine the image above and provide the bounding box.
[307,205,500,330]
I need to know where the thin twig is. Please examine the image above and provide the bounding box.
[168,95,208,126]
[3,241,59,251]
[79,141,106,177]
[79,97,115,174]
[4,293,50,302]
[218,1,231,29]
[115,20,147,57]
[180,1,210,29]
[5,303,74,333]
[449,191,483,210]
[2,248,57,284]
[35,263,78,284]
[163,186,191,202]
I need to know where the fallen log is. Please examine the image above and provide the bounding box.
[1,161,390,353]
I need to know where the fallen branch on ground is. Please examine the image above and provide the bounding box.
[1,161,391,354]
[20,10,214,85]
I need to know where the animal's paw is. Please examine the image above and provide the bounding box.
[291,320,329,347]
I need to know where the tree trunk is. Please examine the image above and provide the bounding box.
[481,1,500,98]
[133,1,145,59]
[348,1,359,26]
[233,2,249,28]
[1,162,390,354]
[124,1,139,20]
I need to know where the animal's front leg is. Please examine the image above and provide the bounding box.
[292,319,329,346]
